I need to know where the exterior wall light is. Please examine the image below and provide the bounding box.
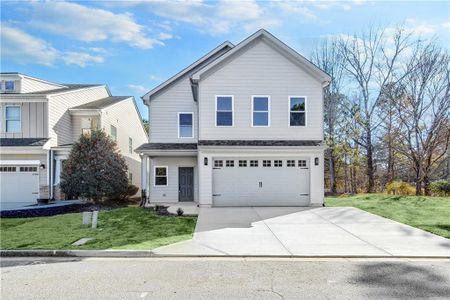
[314,157,319,166]
[204,157,208,166]
[40,164,46,170]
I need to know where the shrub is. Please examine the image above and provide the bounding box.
[386,180,416,195]
[176,207,184,216]
[111,184,140,201]
[429,179,450,196]
[60,130,128,203]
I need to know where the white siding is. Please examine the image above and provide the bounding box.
[0,102,48,138]
[149,77,198,143]
[48,86,109,147]
[20,77,61,93]
[101,98,147,189]
[198,39,323,140]
[149,156,198,203]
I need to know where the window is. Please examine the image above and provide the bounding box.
[287,160,295,167]
[5,106,21,133]
[216,96,233,126]
[263,160,272,167]
[214,160,223,168]
[81,117,97,136]
[178,113,193,138]
[5,81,14,92]
[274,160,282,167]
[226,160,234,167]
[20,166,38,172]
[298,160,307,167]
[239,160,247,167]
[250,160,258,167]
[0,166,16,172]
[129,137,133,154]
[289,97,306,126]
[110,125,117,142]
[252,96,270,126]
[154,167,168,186]
[128,172,133,184]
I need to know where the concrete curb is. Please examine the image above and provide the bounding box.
[1,250,450,259]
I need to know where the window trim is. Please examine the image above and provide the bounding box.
[4,105,22,133]
[177,112,194,138]
[288,96,307,127]
[154,166,168,187]
[5,81,15,92]
[110,125,117,142]
[215,95,234,127]
[251,95,270,127]
[129,137,133,154]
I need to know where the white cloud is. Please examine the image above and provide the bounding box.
[62,52,104,67]
[28,1,168,49]
[127,84,148,93]
[442,21,450,29]
[149,75,164,81]
[1,24,58,66]
[158,32,173,40]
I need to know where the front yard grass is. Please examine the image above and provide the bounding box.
[326,194,450,238]
[0,207,197,250]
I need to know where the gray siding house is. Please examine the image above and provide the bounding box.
[137,30,330,207]
[0,73,147,208]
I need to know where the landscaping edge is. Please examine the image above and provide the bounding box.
[1,250,449,259]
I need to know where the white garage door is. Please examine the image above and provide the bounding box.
[0,165,39,204]
[212,158,310,206]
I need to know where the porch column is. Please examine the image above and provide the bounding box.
[141,155,150,203]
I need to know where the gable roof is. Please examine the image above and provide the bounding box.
[142,41,234,102]
[191,29,331,85]
[0,72,66,89]
[70,96,131,110]
[23,84,103,95]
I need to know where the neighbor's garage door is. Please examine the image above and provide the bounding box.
[0,165,39,204]
[212,158,310,206]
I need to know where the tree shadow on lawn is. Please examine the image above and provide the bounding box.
[351,262,450,298]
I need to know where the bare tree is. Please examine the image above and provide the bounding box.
[311,38,346,193]
[339,27,413,192]
[390,41,450,195]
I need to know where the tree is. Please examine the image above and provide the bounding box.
[142,118,149,135]
[339,27,413,192]
[60,130,129,202]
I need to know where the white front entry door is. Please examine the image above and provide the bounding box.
[0,165,39,204]
[212,157,310,206]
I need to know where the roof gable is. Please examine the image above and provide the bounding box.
[192,29,331,85]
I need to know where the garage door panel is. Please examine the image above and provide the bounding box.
[213,158,310,207]
[0,165,39,204]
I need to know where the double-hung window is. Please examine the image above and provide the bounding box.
[110,125,117,142]
[216,96,233,126]
[178,113,193,138]
[154,166,168,186]
[5,106,21,133]
[5,81,15,92]
[252,96,270,126]
[289,97,306,126]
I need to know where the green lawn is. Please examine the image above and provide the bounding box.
[326,194,450,238]
[0,207,197,250]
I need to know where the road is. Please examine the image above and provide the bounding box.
[1,257,449,299]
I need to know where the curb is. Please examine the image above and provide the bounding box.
[1,250,450,259]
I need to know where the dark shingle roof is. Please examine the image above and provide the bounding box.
[0,138,49,147]
[136,143,198,151]
[198,140,323,147]
[71,96,130,110]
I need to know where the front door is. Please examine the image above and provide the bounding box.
[178,167,194,202]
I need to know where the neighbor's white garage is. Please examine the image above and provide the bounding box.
[0,160,40,206]
[212,157,310,206]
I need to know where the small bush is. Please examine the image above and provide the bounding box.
[429,179,450,196]
[177,208,184,216]
[386,180,416,195]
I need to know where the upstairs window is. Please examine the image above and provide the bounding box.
[5,81,14,92]
[252,96,270,126]
[178,113,193,138]
[110,125,117,142]
[289,97,306,126]
[216,96,233,126]
[5,106,21,133]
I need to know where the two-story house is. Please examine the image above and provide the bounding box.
[136,30,330,207]
[0,73,147,208]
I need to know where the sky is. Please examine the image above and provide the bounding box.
[1,0,449,118]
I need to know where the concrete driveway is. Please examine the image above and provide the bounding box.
[153,207,450,257]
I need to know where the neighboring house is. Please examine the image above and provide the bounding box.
[136,29,331,207]
[0,73,147,207]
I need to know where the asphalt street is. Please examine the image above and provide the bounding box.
[1,257,449,299]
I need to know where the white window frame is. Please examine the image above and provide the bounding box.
[110,125,117,142]
[251,95,270,127]
[154,166,168,187]
[129,137,133,154]
[4,105,22,133]
[178,112,194,138]
[288,96,307,127]
[215,95,234,127]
